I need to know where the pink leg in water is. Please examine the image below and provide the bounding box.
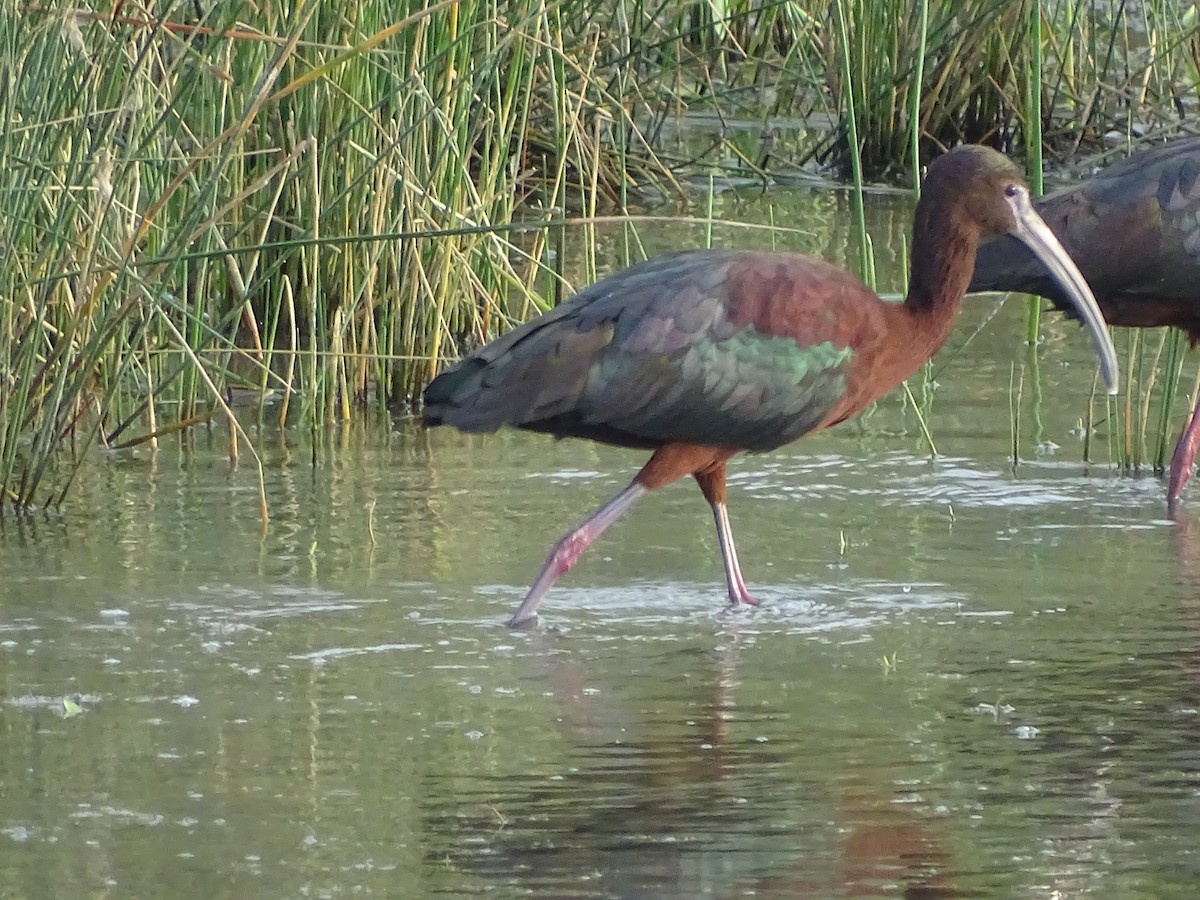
[695,465,759,608]
[507,481,648,628]
[710,500,760,607]
[1169,397,1200,508]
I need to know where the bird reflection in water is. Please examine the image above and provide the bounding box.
[423,628,963,898]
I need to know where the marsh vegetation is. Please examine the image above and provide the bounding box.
[3,0,1198,508]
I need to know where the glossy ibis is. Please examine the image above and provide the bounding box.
[425,145,1120,627]
[970,136,1200,504]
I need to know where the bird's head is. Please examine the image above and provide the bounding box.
[920,144,1033,240]
[917,144,1119,394]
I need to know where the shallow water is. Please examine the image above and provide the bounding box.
[4,190,1200,898]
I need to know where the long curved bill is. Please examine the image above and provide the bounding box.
[1007,189,1120,394]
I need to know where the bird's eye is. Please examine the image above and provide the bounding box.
[1004,183,1020,198]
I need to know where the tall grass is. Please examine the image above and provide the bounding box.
[804,0,1200,177]
[0,0,680,510]
[817,0,1028,177]
[4,0,1199,510]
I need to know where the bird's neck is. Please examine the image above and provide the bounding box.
[900,199,981,357]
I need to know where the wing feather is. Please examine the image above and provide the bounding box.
[424,249,858,452]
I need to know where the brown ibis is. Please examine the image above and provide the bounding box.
[424,145,1120,627]
[970,136,1200,504]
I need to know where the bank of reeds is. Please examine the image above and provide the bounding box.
[1,0,685,510]
[819,0,1200,177]
[3,0,1199,509]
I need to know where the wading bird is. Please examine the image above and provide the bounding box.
[424,145,1120,627]
[970,136,1200,505]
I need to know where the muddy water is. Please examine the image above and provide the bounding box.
[3,187,1200,898]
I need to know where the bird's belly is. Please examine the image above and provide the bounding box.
[1104,294,1200,341]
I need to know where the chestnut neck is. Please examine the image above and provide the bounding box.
[900,186,986,356]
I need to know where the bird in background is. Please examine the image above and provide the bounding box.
[424,144,1120,628]
[970,135,1200,506]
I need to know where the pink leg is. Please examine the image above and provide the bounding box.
[1169,396,1200,509]
[694,465,759,608]
[710,500,760,607]
[507,481,648,627]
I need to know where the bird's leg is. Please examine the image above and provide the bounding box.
[712,502,759,607]
[1169,396,1200,508]
[695,465,759,608]
[508,481,648,628]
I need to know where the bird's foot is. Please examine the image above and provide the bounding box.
[507,610,539,629]
[726,587,760,608]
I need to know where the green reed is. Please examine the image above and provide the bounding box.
[1024,0,1044,345]
[0,0,675,510]
[1106,327,1195,477]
